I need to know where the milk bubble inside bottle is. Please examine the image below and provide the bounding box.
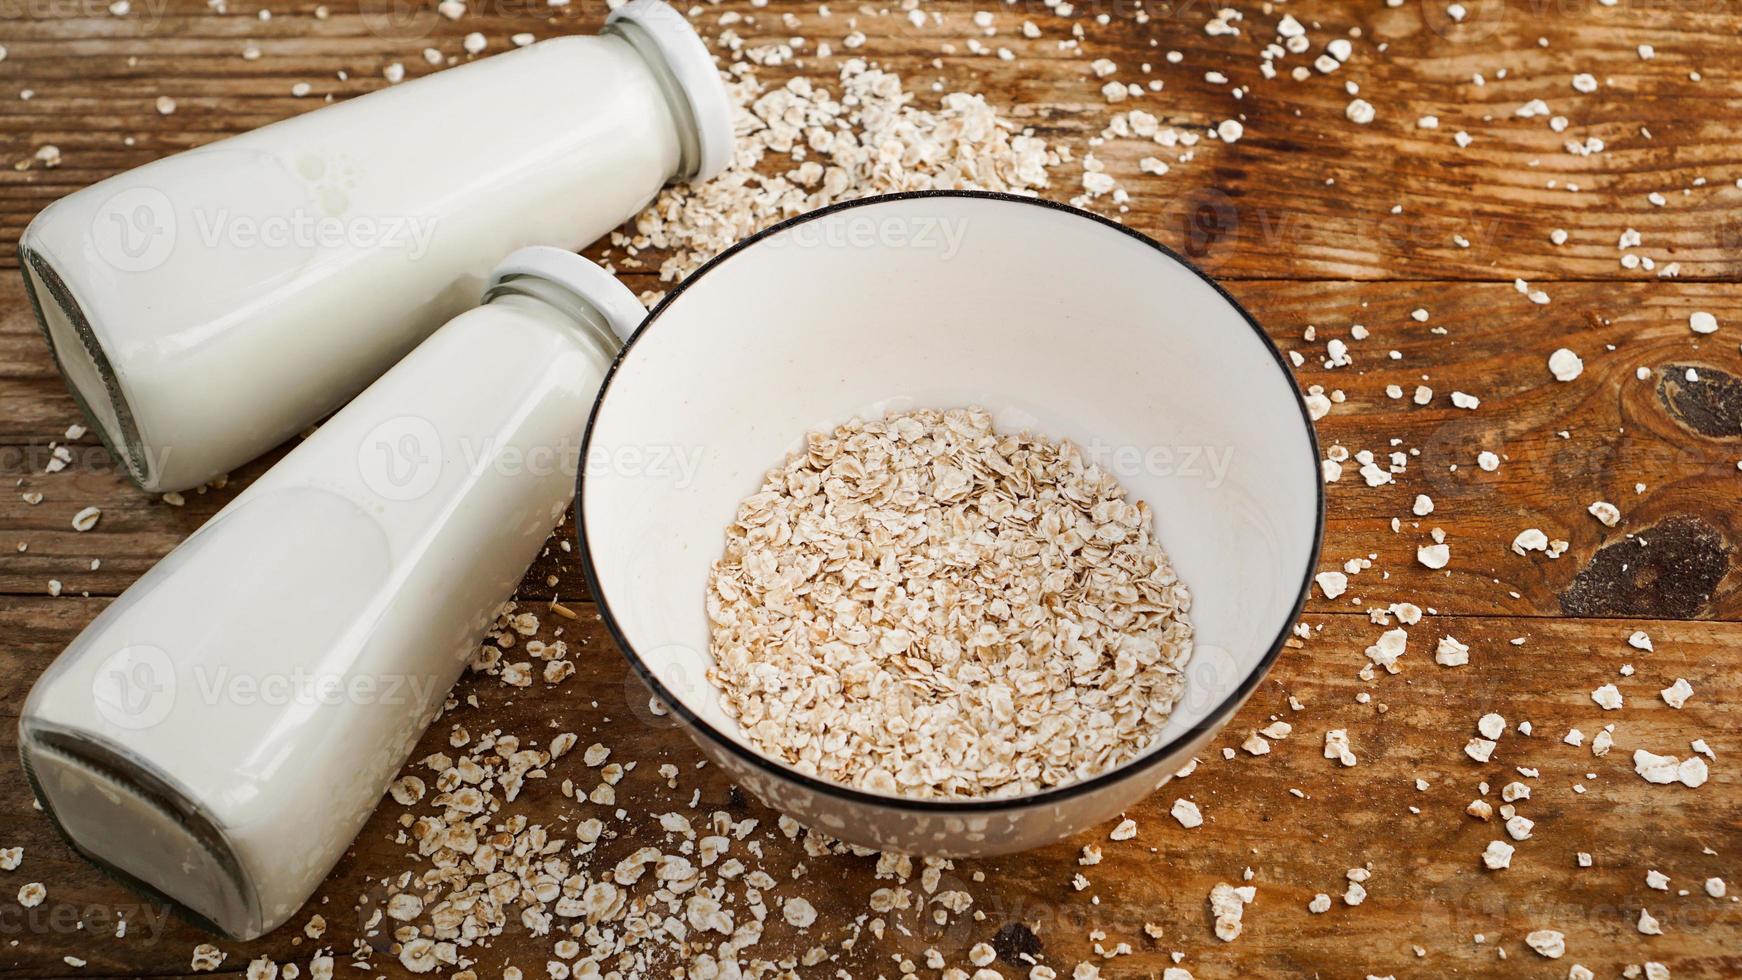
[18,0,730,492]
[18,247,646,940]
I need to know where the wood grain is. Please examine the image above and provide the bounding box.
[8,274,1738,619]
[2,0,1742,282]
[0,0,1739,977]
[0,599,1737,978]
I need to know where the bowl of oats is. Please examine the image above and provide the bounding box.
[578,192,1322,855]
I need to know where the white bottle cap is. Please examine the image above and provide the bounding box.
[485,246,647,343]
[607,0,734,183]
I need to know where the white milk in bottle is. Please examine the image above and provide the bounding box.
[19,0,730,492]
[19,248,645,939]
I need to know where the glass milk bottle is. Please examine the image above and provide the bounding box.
[18,247,643,940]
[18,0,729,493]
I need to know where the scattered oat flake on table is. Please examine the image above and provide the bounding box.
[1592,684,1623,710]
[1417,543,1449,569]
[1588,501,1621,526]
[1208,882,1252,941]
[1482,840,1514,869]
[0,846,20,870]
[398,937,437,973]
[71,506,101,531]
[1634,749,1708,787]
[1689,311,1718,334]
[1343,879,1366,906]
[1513,528,1550,555]
[1110,817,1138,841]
[1660,678,1693,708]
[17,882,45,907]
[1526,929,1566,958]
[1436,635,1470,667]
[783,896,817,928]
[1365,628,1408,672]
[1325,729,1357,766]
[1171,799,1203,828]
[1316,571,1348,599]
[1548,347,1584,381]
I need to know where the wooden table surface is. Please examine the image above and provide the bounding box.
[2,0,1739,977]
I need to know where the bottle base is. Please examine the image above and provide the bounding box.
[18,243,153,489]
[19,722,262,940]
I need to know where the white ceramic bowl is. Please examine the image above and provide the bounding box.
[578,192,1323,855]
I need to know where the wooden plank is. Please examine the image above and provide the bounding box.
[2,0,1739,975]
[1,0,1742,281]
[7,274,1738,620]
[1,598,1736,978]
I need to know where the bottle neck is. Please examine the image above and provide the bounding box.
[605,18,704,182]
[484,280,624,366]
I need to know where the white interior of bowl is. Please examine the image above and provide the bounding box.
[580,194,1320,796]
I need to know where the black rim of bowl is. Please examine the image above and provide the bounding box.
[575,189,1327,815]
